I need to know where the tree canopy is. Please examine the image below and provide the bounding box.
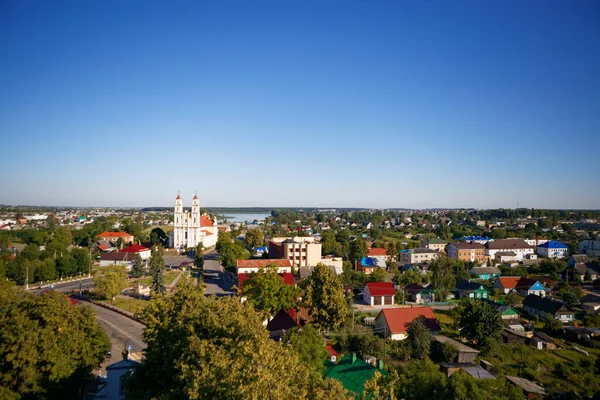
[94,264,129,303]
[149,246,166,295]
[303,263,348,331]
[0,281,110,399]
[458,299,504,352]
[241,266,300,315]
[125,281,350,400]
[244,228,264,250]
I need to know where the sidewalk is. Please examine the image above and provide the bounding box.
[167,269,187,289]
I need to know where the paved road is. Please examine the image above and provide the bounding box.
[30,277,95,295]
[202,249,235,296]
[84,302,146,372]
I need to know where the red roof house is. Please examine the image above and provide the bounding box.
[120,244,152,259]
[96,231,134,244]
[375,306,440,340]
[363,282,396,306]
[368,248,388,257]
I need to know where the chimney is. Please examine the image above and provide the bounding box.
[352,353,357,364]
[121,349,129,361]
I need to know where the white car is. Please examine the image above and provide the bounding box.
[40,284,55,289]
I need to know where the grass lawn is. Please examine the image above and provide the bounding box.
[101,297,149,313]
[142,225,173,237]
[486,342,600,396]
[136,269,179,286]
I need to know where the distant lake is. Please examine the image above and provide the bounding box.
[220,213,271,223]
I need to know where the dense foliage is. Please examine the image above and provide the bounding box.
[303,263,349,331]
[125,281,350,400]
[0,281,110,399]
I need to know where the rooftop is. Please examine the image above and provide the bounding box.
[365,282,396,296]
[323,354,387,399]
[378,306,440,334]
[236,259,292,269]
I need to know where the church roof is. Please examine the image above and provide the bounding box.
[193,194,198,199]
[176,194,181,200]
[200,215,214,227]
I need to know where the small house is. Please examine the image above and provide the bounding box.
[433,335,479,363]
[455,279,490,299]
[363,282,395,306]
[470,267,501,280]
[481,298,520,320]
[404,283,434,304]
[375,306,440,341]
[439,363,495,379]
[506,376,546,399]
[323,354,387,399]
[522,294,574,322]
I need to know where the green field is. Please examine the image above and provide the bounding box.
[136,269,179,286]
[100,297,148,313]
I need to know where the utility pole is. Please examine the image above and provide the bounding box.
[384,325,387,365]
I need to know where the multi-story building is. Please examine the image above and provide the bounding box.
[420,238,447,253]
[398,248,440,265]
[169,193,218,250]
[536,241,569,259]
[484,239,534,261]
[446,242,486,263]
[268,237,322,268]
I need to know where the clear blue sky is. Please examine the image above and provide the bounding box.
[1,0,599,209]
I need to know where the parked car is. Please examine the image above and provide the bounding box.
[40,284,55,289]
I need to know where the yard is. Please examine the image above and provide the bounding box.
[136,269,179,286]
[433,309,600,396]
[100,297,148,313]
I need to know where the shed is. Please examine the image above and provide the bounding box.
[439,363,496,379]
[506,376,546,399]
[433,335,479,363]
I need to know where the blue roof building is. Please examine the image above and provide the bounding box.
[537,240,569,259]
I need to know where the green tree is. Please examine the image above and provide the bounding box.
[70,247,91,276]
[242,266,300,315]
[125,281,351,400]
[503,291,523,307]
[130,253,145,279]
[149,227,168,246]
[244,228,264,250]
[303,263,348,331]
[321,231,343,256]
[149,246,166,295]
[349,239,368,263]
[458,299,503,352]
[94,265,128,303]
[430,256,456,301]
[407,317,432,359]
[193,242,204,273]
[0,281,110,398]
[284,325,328,374]
[369,268,386,282]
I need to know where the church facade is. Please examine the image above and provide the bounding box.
[169,193,218,250]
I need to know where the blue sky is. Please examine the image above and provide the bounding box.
[1,0,599,209]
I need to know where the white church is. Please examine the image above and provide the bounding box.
[168,193,218,250]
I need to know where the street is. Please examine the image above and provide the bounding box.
[84,302,146,372]
[202,249,235,296]
[31,277,95,295]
